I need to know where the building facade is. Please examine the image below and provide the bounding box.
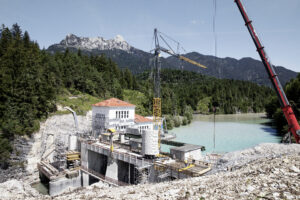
[92,98,152,135]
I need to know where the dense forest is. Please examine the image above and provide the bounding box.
[265,74,300,139]
[0,24,275,167]
[0,24,137,167]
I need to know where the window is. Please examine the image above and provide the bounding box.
[95,113,105,119]
[126,111,129,118]
[116,111,118,119]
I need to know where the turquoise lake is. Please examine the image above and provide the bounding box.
[161,114,281,154]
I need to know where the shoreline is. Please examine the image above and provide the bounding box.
[192,112,268,121]
[193,112,266,117]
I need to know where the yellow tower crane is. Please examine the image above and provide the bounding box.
[152,28,207,153]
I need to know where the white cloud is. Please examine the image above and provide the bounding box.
[190,20,197,25]
[190,19,205,25]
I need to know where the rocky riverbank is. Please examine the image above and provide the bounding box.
[0,143,299,200]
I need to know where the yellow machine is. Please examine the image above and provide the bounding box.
[108,128,116,152]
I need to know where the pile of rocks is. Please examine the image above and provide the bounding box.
[50,151,299,200]
[212,143,300,173]
[1,143,298,200]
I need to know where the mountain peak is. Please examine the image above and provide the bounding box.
[57,34,131,52]
[114,34,125,42]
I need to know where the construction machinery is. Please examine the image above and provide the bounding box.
[234,0,300,143]
[152,28,207,151]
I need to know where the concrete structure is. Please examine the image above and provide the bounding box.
[37,97,209,196]
[80,140,152,185]
[68,135,78,151]
[49,175,81,196]
[170,144,203,162]
[142,130,159,156]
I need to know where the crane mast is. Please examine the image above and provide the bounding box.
[153,28,162,150]
[234,0,300,143]
[152,28,207,151]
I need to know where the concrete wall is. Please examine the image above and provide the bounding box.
[170,149,202,162]
[92,106,109,135]
[137,122,153,133]
[81,142,89,169]
[82,171,89,187]
[49,175,81,196]
[88,150,107,175]
[117,160,130,183]
[185,149,202,161]
[106,157,118,181]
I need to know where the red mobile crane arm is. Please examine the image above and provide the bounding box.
[234,0,300,143]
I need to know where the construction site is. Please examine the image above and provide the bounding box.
[37,97,214,196]
[32,0,300,197]
[36,2,300,194]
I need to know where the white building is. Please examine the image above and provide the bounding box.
[92,98,153,135]
[134,114,153,133]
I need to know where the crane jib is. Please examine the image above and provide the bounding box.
[234,0,300,143]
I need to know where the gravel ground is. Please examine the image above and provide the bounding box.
[0,143,299,200]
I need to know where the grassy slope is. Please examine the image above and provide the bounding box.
[54,89,151,116]
[54,89,102,115]
[123,89,151,116]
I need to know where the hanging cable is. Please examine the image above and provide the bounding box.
[213,0,217,151]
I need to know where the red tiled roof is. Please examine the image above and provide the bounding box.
[135,114,152,123]
[93,98,135,107]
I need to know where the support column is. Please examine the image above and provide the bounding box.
[82,171,89,187]
[81,142,89,186]
[105,156,118,181]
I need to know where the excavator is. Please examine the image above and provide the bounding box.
[235,0,300,143]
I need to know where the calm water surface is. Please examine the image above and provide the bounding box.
[162,114,281,153]
[31,182,48,195]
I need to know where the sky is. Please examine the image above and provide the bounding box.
[1,0,299,72]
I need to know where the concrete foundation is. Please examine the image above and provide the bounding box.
[49,175,81,196]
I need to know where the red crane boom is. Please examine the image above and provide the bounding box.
[234,0,300,143]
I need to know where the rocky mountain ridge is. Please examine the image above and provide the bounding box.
[49,34,132,53]
[47,34,298,86]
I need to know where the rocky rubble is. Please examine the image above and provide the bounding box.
[211,143,300,173]
[0,111,92,183]
[0,143,299,200]
[52,149,300,200]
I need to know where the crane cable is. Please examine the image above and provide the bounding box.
[213,0,217,151]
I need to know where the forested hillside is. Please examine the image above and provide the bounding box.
[0,24,275,167]
[138,69,274,116]
[265,73,300,139]
[0,24,137,167]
